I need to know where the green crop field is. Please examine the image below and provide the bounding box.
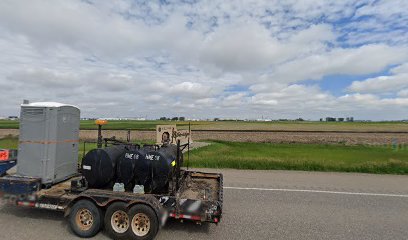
[0,136,18,149]
[2,136,407,175]
[187,141,408,174]
[1,119,407,132]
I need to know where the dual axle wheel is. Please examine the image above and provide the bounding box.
[69,200,158,240]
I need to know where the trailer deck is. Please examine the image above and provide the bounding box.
[1,170,223,225]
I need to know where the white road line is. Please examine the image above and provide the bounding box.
[224,186,408,198]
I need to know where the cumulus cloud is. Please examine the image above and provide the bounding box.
[8,68,80,88]
[0,0,202,60]
[348,63,408,93]
[398,89,408,97]
[0,0,408,120]
[348,75,408,93]
[199,23,336,75]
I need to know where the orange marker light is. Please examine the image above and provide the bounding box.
[95,119,108,125]
[0,150,9,161]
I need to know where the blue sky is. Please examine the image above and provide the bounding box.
[309,67,391,96]
[0,0,407,120]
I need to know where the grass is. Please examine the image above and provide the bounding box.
[187,141,408,174]
[0,135,19,149]
[1,119,407,132]
[2,136,408,175]
[0,120,21,129]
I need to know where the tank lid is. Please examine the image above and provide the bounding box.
[21,102,79,109]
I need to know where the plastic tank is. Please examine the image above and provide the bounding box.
[146,145,178,193]
[81,145,126,188]
[116,148,151,187]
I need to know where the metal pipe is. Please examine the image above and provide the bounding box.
[176,140,181,191]
[187,122,190,170]
[97,124,102,148]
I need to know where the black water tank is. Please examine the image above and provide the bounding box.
[116,148,151,187]
[134,147,154,189]
[81,145,126,188]
[147,144,178,193]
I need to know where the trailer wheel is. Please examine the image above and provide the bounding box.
[69,200,102,238]
[128,204,159,240]
[104,202,130,240]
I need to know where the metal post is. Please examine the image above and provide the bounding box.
[176,140,181,191]
[97,124,102,148]
[187,122,190,170]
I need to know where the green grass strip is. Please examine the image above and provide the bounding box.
[186,141,408,174]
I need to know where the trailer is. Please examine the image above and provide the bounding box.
[0,102,223,239]
[0,168,223,240]
[0,137,223,240]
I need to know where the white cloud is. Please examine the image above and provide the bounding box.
[199,21,283,73]
[220,92,249,108]
[348,75,408,93]
[0,0,202,60]
[355,0,408,20]
[7,68,79,88]
[249,44,408,95]
[348,63,408,93]
[0,0,408,120]
[169,81,214,98]
[250,84,334,111]
[199,23,336,75]
[398,89,408,97]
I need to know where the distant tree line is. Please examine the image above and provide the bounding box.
[159,117,185,121]
[320,117,354,122]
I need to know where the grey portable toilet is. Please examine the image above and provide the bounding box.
[17,102,80,185]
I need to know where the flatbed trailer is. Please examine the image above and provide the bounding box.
[0,169,223,240]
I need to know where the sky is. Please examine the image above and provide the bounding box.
[0,0,408,120]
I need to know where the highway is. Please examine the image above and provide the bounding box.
[0,169,407,240]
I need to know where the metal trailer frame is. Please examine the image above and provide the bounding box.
[0,170,223,224]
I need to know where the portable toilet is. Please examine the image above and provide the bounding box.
[17,102,80,185]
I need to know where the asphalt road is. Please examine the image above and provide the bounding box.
[0,169,407,240]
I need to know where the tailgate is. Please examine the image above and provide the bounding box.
[173,171,223,223]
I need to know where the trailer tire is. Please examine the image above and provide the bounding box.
[104,202,130,240]
[127,204,159,240]
[69,200,103,238]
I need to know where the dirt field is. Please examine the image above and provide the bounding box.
[1,129,407,145]
[191,131,408,145]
